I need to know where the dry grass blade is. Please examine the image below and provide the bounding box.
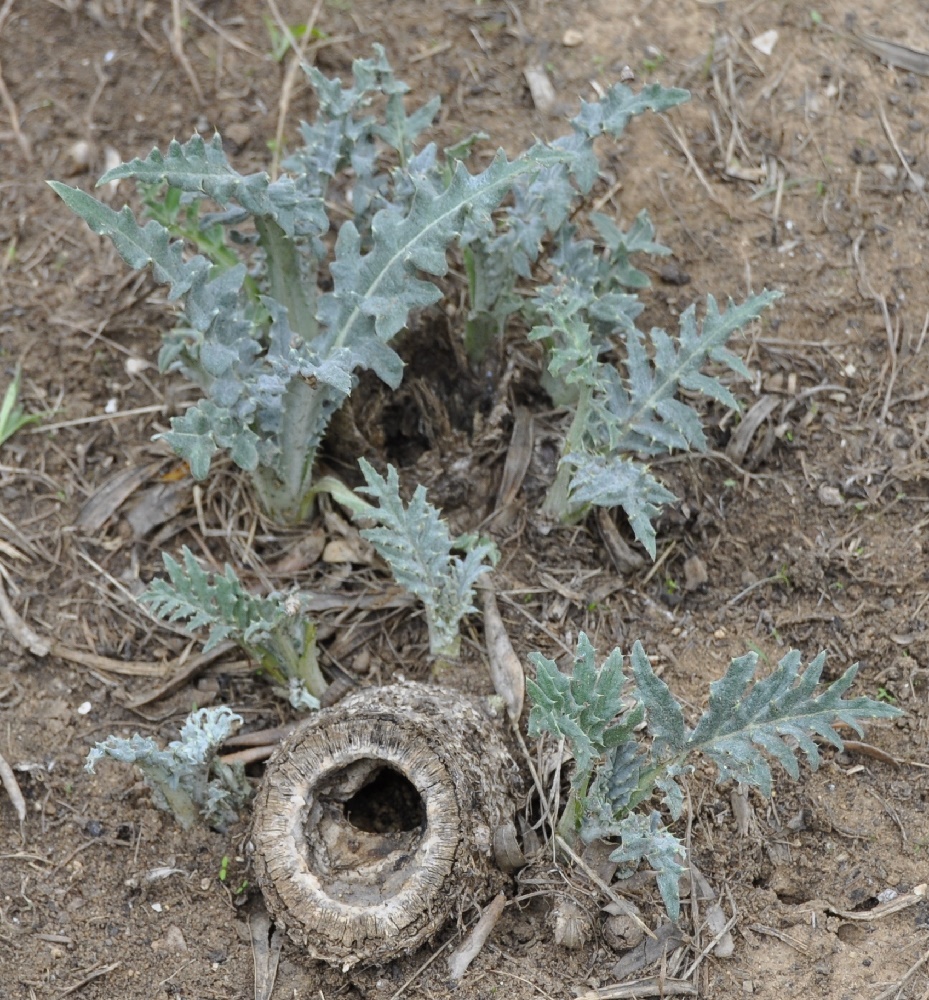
[854,31,929,76]
[169,0,203,103]
[574,978,697,999]
[183,2,263,57]
[447,891,506,982]
[0,0,31,161]
[661,117,728,210]
[479,574,525,721]
[0,56,31,161]
[53,962,121,1000]
[876,99,929,214]
[495,406,534,510]
[249,909,283,1000]
[725,395,778,465]
[265,0,324,179]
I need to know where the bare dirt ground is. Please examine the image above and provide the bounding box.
[1,1,928,998]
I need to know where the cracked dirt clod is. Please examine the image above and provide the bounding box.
[249,682,521,968]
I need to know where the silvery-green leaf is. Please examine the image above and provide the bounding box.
[355,459,497,659]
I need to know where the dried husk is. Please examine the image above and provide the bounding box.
[249,681,521,968]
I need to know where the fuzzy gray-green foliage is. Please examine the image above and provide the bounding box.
[532,282,781,551]
[527,634,901,919]
[86,707,250,830]
[141,547,325,704]
[49,46,634,525]
[355,458,498,659]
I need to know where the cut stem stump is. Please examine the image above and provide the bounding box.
[249,682,521,968]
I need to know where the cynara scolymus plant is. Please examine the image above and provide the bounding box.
[530,287,779,550]
[86,706,250,830]
[48,45,741,549]
[527,633,901,919]
[138,460,489,672]
[456,85,780,551]
[141,547,325,708]
[49,47,644,525]
[353,458,498,659]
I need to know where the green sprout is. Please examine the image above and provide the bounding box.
[0,367,44,446]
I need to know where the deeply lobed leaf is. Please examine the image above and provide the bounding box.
[529,634,902,921]
[527,633,642,780]
[355,459,498,658]
[141,547,283,653]
[685,649,900,797]
[86,706,249,830]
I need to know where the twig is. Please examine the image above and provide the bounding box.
[0,569,239,686]
[479,576,525,721]
[727,572,787,606]
[874,291,900,423]
[749,923,812,956]
[54,962,121,1000]
[575,978,697,999]
[873,945,929,1000]
[126,645,244,706]
[388,932,458,1000]
[447,892,506,982]
[640,539,677,587]
[680,891,738,980]
[35,403,167,432]
[826,882,926,921]
[409,40,453,63]
[554,835,654,940]
[877,99,929,214]
[0,749,26,830]
[661,118,728,210]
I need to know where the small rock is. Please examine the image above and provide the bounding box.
[751,29,778,56]
[877,163,899,182]
[66,139,96,174]
[683,554,708,591]
[602,908,645,951]
[224,122,252,148]
[818,484,843,507]
[151,924,188,953]
[562,29,584,47]
[658,261,691,286]
[524,64,556,113]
